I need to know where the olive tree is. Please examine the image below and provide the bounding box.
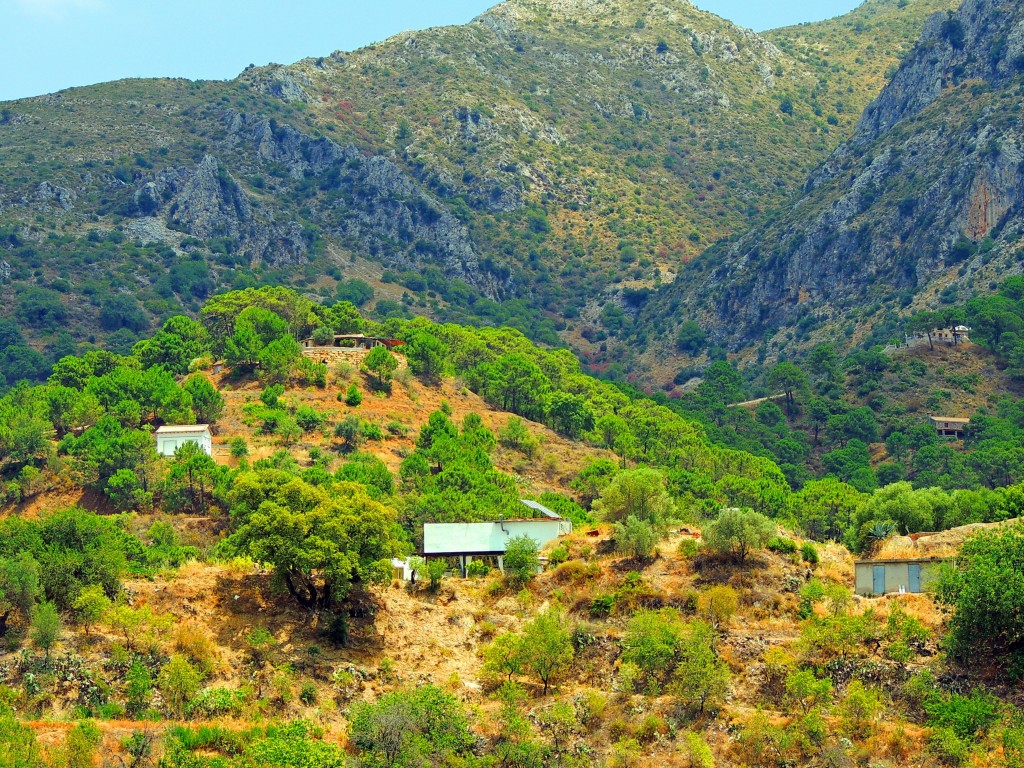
[503,534,540,584]
[669,621,729,714]
[520,607,575,695]
[228,474,400,610]
[936,522,1024,662]
[349,684,475,768]
[703,507,774,564]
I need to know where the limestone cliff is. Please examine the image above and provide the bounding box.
[655,0,1024,353]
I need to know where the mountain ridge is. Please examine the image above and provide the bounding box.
[643,0,1024,380]
[0,0,952,386]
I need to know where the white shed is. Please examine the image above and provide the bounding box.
[155,424,212,457]
[423,518,565,575]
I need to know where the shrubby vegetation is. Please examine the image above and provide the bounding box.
[0,284,1022,765]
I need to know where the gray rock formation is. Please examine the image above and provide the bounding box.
[659,0,1024,350]
[34,182,75,211]
[856,1,1024,143]
[115,111,509,295]
[138,155,306,267]
[223,112,508,298]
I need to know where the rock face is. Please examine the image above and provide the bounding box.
[135,154,307,268]
[225,114,503,297]
[661,0,1024,350]
[122,114,503,294]
[855,0,1024,143]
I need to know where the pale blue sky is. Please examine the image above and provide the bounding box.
[0,0,863,102]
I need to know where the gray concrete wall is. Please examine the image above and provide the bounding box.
[854,562,940,596]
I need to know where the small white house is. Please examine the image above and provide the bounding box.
[423,518,566,576]
[155,424,212,457]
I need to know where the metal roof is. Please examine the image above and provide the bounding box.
[423,520,562,555]
[154,424,211,434]
[519,499,561,519]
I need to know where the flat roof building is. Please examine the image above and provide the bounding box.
[300,334,405,350]
[930,416,970,438]
[155,424,212,457]
[421,501,572,576]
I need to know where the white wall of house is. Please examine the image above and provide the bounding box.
[155,430,212,457]
[423,519,564,557]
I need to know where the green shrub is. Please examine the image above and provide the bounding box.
[590,594,615,618]
[548,545,569,566]
[229,436,249,459]
[800,542,819,565]
[297,358,328,387]
[923,690,1000,741]
[186,687,248,718]
[504,535,539,585]
[362,421,384,441]
[299,682,318,705]
[677,538,701,558]
[344,383,362,406]
[928,726,971,766]
[767,536,798,555]
[294,405,326,432]
[634,714,666,744]
[683,731,714,768]
[614,516,657,560]
[427,559,446,590]
[66,720,102,768]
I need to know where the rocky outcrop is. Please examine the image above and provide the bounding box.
[856,0,1024,143]
[34,182,75,211]
[660,0,1024,350]
[224,113,507,298]
[136,155,307,267]
[249,66,312,103]
[117,114,507,294]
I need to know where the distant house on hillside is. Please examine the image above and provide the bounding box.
[299,334,405,351]
[930,416,970,439]
[854,557,945,596]
[420,500,571,577]
[933,325,971,344]
[911,326,971,346]
[155,424,212,457]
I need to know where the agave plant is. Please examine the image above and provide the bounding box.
[866,520,897,551]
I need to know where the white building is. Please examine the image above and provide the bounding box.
[423,516,569,577]
[154,424,213,457]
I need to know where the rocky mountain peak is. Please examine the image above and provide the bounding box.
[651,0,1024,361]
[856,0,1024,141]
[478,0,699,27]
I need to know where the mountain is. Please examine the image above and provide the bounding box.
[648,0,1024,375]
[0,0,949,374]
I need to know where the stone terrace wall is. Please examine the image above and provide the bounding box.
[301,347,408,369]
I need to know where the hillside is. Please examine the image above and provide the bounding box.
[643,0,1024,377]
[0,0,949,379]
[3,288,1024,765]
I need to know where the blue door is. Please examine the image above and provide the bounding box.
[873,565,886,595]
[908,563,922,593]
